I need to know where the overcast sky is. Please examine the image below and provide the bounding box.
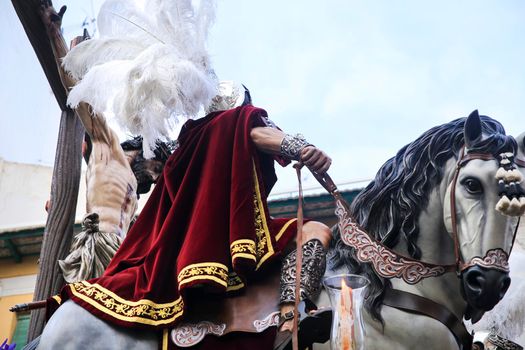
[1,0,524,194]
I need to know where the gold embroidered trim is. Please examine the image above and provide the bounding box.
[178,262,230,288]
[177,262,245,292]
[162,328,169,350]
[253,161,275,270]
[232,253,257,262]
[275,218,298,241]
[52,295,62,305]
[227,272,245,292]
[69,281,184,326]
[231,239,257,262]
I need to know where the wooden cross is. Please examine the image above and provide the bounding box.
[11,0,85,341]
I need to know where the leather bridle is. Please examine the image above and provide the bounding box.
[314,146,517,284]
[449,148,514,274]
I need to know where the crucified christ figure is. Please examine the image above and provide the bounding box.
[40,1,171,283]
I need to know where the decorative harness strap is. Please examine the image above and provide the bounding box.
[313,171,456,284]
[382,288,474,350]
[334,199,456,283]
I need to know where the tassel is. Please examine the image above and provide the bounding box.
[495,167,507,180]
[520,197,525,216]
[508,197,522,216]
[496,195,511,213]
[505,169,523,183]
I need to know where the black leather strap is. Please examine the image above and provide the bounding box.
[383,288,473,350]
[515,157,525,168]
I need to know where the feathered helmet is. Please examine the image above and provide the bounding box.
[64,0,219,157]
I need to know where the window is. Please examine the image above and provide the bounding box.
[10,312,30,348]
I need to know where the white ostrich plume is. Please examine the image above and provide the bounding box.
[64,0,218,157]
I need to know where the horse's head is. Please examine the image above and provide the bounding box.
[331,111,522,326]
[443,111,522,323]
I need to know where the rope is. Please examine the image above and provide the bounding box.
[292,163,304,350]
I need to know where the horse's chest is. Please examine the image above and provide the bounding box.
[364,306,459,350]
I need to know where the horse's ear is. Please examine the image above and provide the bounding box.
[516,132,525,158]
[464,110,482,148]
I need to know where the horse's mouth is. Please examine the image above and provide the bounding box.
[464,304,485,323]
[460,265,511,323]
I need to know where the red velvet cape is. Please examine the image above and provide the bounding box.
[60,106,297,333]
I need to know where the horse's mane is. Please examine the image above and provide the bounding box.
[330,115,517,321]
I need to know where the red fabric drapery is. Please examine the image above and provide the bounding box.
[59,106,297,334]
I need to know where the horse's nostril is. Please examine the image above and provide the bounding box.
[465,270,484,294]
[499,276,511,299]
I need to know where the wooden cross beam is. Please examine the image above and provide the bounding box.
[11,0,85,341]
[11,0,67,110]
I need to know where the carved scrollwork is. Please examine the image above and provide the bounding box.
[253,311,280,332]
[335,201,450,284]
[462,249,510,272]
[487,332,523,350]
[171,321,226,347]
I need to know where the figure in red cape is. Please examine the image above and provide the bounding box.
[37,1,333,349]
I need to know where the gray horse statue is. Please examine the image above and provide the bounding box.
[35,110,524,349]
[329,110,524,350]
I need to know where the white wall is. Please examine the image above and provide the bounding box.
[0,158,151,233]
[0,158,85,232]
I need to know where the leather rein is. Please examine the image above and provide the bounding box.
[309,148,522,350]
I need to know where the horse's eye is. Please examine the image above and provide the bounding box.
[462,178,483,194]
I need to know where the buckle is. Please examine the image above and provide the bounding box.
[278,310,298,329]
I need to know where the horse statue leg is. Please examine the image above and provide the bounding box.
[37,300,158,350]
